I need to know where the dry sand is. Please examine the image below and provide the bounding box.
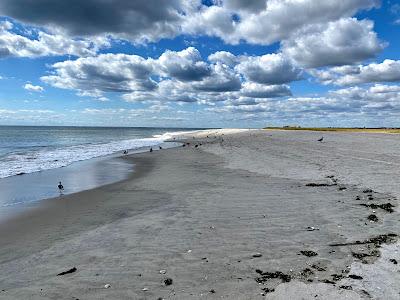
[0,129,399,299]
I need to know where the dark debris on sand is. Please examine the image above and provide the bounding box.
[352,250,380,263]
[360,203,395,213]
[261,287,275,294]
[367,214,379,222]
[311,264,326,272]
[57,267,77,276]
[329,233,398,247]
[367,233,398,245]
[164,278,173,286]
[299,268,314,278]
[348,274,363,280]
[331,274,344,281]
[328,233,398,267]
[340,285,353,290]
[320,279,335,284]
[360,290,372,298]
[255,269,291,284]
[305,183,335,187]
[300,250,318,257]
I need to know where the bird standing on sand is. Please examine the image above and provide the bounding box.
[159,146,163,150]
[318,136,324,142]
[58,181,64,193]
[150,147,153,152]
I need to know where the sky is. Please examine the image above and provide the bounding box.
[0,0,400,128]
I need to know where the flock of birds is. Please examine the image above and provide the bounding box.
[56,136,325,193]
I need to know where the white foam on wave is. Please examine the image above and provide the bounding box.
[0,137,165,178]
[153,128,248,140]
[152,130,204,140]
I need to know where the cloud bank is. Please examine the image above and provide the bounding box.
[1,0,399,126]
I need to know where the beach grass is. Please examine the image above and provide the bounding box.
[264,127,400,134]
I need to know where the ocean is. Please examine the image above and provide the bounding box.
[0,126,200,209]
[0,126,199,178]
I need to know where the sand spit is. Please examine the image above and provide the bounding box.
[0,129,399,299]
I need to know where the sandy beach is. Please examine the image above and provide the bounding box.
[0,129,399,299]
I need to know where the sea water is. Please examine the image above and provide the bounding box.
[0,126,199,208]
[0,126,198,178]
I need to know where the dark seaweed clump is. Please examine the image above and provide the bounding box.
[360,203,394,213]
[348,274,363,280]
[300,250,318,257]
[329,233,398,247]
[306,183,333,187]
[255,269,291,283]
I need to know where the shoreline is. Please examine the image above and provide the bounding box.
[0,129,399,299]
[0,141,181,211]
[0,152,158,263]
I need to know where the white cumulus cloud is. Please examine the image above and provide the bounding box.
[282,18,385,68]
[23,83,44,92]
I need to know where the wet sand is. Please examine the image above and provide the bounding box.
[0,129,399,299]
[0,155,133,210]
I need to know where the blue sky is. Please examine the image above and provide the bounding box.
[0,0,400,128]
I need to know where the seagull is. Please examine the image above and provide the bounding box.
[318,136,324,142]
[58,181,64,193]
[159,146,163,150]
